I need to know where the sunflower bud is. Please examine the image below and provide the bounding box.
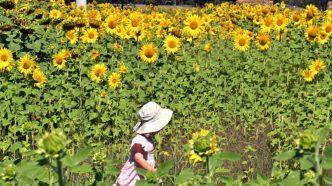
[298,131,317,151]
[37,129,67,158]
[193,136,210,154]
[92,151,106,165]
[0,164,16,181]
[304,170,316,180]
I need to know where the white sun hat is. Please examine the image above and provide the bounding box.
[133,101,173,134]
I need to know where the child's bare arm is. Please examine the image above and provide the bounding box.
[134,153,156,172]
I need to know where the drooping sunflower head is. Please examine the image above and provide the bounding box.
[32,69,47,88]
[139,43,159,63]
[255,32,271,51]
[18,54,36,76]
[163,35,181,54]
[0,48,14,72]
[108,72,121,89]
[90,63,107,83]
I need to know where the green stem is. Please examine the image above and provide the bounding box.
[56,157,65,186]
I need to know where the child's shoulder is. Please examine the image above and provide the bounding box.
[131,134,151,146]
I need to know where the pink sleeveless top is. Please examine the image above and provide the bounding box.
[115,134,155,186]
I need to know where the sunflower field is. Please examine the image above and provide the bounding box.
[0,0,332,185]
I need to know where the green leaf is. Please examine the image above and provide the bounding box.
[318,125,330,144]
[136,168,148,176]
[300,156,314,170]
[273,150,296,161]
[89,112,98,121]
[62,146,92,167]
[175,169,195,184]
[8,42,20,52]
[105,166,119,176]
[282,171,302,186]
[101,112,111,122]
[324,177,332,184]
[256,172,268,183]
[323,146,332,159]
[156,160,173,177]
[218,152,241,161]
[322,159,332,169]
[209,152,224,173]
[69,163,92,173]
[7,142,22,153]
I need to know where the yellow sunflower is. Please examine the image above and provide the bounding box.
[118,64,128,74]
[188,129,219,166]
[318,32,330,45]
[302,69,315,82]
[18,54,36,76]
[103,15,119,34]
[193,63,200,72]
[309,60,325,74]
[305,25,320,42]
[163,35,181,54]
[234,34,251,52]
[183,14,203,38]
[139,43,159,63]
[108,72,121,89]
[203,43,212,53]
[189,150,203,165]
[260,17,274,33]
[90,49,100,60]
[90,63,107,83]
[127,12,143,33]
[32,69,46,88]
[255,33,271,51]
[0,48,14,72]
[321,22,332,36]
[81,27,98,44]
[53,52,67,70]
[49,9,62,19]
[113,43,123,52]
[303,4,318,23]
[66,30,78,45]
[274,14,289,31]
[292,11,303,25]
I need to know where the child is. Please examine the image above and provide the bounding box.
[114,101,173,186]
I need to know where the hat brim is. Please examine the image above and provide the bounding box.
[135,108,173,134]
